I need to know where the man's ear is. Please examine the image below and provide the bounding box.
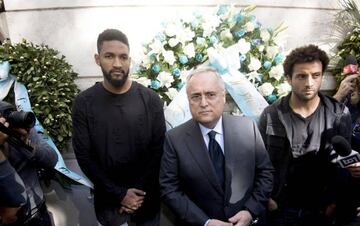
[95,54,100,66]
[286,75,292,84]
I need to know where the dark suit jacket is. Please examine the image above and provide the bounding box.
[160,114,273,226]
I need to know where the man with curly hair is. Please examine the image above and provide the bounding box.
[259,44,352,226]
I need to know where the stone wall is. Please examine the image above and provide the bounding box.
[1,0,342,91]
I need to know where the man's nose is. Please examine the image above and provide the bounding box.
[305,76,314,87]
[113,57,122,67]
[199,95,209,106]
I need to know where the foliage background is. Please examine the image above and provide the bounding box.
[331,0,360,84]
[0,40,79,151]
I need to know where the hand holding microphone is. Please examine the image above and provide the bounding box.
[331,135,360,170]
[334,55,359,104]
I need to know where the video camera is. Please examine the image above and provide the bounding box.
[0,101,35,129]
[0,101,36,152]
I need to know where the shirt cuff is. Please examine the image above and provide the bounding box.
[204,219,210,226]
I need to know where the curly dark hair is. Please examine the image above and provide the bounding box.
[283,44,329,77]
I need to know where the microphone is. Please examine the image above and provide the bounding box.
[331,135,360,168]
[343,55,358,76]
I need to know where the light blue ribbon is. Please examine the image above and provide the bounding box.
[0,61,93,188]
[164,44,268,129]
[208,45,268,120]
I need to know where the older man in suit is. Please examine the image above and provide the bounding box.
[160,66,273,226]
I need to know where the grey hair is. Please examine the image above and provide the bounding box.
[186,66,225,90]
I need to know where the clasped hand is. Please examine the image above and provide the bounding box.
[208,210,253,226]
[119,188,146,214]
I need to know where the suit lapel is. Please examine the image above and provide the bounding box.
[185,120,224,195]
[223,115,236,201]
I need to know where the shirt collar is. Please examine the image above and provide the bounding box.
[198,116,223,137]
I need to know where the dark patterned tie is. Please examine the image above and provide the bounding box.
[208,130,225,189]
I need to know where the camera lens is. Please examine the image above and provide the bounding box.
[8,111,36,128]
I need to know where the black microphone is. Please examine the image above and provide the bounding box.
[342,55,358,105]
[331,135,360,168]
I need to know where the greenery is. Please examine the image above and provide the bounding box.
[331,0,360,84]
[132,5,289,104]
[0,39,79,151]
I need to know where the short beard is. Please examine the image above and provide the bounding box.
[102,68,129,88]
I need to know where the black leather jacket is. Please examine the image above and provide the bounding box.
[258,93,352,204]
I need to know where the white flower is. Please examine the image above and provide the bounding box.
[266,46,279,59]
[178,27,195,44]
[166,88,179,99]
[260,30,271,42]
[149,39,164,55]
[162,50,176,65]
[165,23,177,37]
[269,64,284,81]
[142,54,152,68]
[244,21,256,32]
[158,71,174,88]
[168,38,180,47]
[247,71,262,83]
[258,83,275,96]
[134,76,151,87]
[248,57,262,71]
[203,16,221,37]
[276,82,292,97]
[183,43,195,58]
[237,39,251,54]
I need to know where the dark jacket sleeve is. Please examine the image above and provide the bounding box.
[243,120,274,217]
[26,129,58,169]
[160,133,209,225]
[72,95,127,200]
[136,92,166,189]
[0,159,27,207]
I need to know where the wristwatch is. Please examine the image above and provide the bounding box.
[244,207,259,225]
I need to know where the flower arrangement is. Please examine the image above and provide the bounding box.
[331,0,360,84]
[132,5,290,104]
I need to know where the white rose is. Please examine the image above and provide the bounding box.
[162,50,176,65]
[258,82,275,96]
[149,39,164,55]
[237,39,251,54]
[168,38,180,47]
[248,57,262,72]
[166,88,179,100]
[203,16,221,37]
[244,21,256,32]
[134,76,151,87]
[276,82,292,97]
[178,27,195,43]
[260,30,271,42]
[158,71,174,88]
[183,43,195,58]
[266,46,279,59]
[269,64,284,81]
